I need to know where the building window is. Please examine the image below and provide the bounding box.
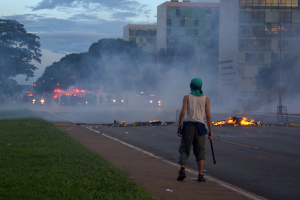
[194,19,198,27]
[167,28,171,36]
[176,9,181,18]
[258,53,265,63]
[252,25,258,36]
[167,19,172,27]
[180,19,185,27]
[240,11,265,23]
[291,25,298,35]
[129,29,135,36]
[278,12,292,23]
[239,25,246,36]
[185,29,198,37]
[194,29,199,36]
[245,53,251,63]
[265,25,280,35]
[211,20,219,29]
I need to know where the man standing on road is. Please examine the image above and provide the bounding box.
[177,78,213,182]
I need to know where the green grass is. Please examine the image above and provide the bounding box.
[0,117,156,200]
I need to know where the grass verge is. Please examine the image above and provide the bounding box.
[0,117,155,200]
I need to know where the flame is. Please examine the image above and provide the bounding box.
[212,116,260,126]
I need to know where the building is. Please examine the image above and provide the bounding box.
[219,0,300,98]
[123,24,157,52]
[157,0,220,91]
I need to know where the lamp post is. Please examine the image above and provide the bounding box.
[279,12,283,115]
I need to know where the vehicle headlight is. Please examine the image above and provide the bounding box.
[86,102,88,104]
[41,99,45,103]
[113,99,116,103]
[150,100,153,103]
[33,99,36,102]
[158,101,161,104]
[121,100,124,103]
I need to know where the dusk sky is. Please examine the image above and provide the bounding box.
[1,0,219,84]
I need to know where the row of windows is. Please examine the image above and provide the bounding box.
[220,72,237,76]
[240,11,295,23]
[243,52,291,63]
[166,28,219,38]
[222,66,234,70]
[221,78,235,82]
[245,52,266,63]
[239,24,298,37]
[167,18,219,28]
[240,0,299,7]
[239,39,294,50]
[129,37,156,44]
[265,24,298,35]
[129,29,156,37]
[167,7,219,19]
[167,37,219,47]
[239,39,271,50]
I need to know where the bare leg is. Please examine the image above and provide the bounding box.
[197,160,204,174]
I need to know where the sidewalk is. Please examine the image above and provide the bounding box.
[58,123,265,200]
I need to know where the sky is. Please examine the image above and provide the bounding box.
[0,0,219,85]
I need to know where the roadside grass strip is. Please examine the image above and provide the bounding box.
[0,118,155,200]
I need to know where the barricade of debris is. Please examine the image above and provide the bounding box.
[212,116,260,126]
[112,119,175,127]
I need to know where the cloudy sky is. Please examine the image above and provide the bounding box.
[1,0,218,84]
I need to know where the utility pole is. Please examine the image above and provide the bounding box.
[279,11,283,114]
[157,50,160,92]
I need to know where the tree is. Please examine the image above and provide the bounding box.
[0,19,42,98]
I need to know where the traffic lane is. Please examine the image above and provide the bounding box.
[97,126,300,200]
[213,126,300,161]
[209,139,300,200]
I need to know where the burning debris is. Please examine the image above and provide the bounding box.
[212,116,260,126]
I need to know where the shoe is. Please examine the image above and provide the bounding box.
[177,170,186,181]
[197,174,206,182]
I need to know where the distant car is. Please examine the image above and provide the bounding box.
[22,93,34,104]
[32,95,46,105]
[145,95,162,107]
[107,94,125,106]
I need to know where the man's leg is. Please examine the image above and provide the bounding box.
[193,134,206,182]
[197,160,204,174]
[177,124,195,181]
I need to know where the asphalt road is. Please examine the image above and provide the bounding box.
[10,105,300,200]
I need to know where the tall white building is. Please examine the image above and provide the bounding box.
[219,0,300,98]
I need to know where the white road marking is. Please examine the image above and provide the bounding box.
[220,140,258,149]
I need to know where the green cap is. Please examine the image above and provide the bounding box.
[190,78,203,96]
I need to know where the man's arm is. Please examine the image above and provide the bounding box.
[205,97,213,141]
[178,95,188,137]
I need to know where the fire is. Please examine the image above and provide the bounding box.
[212,116,260,126]
[149,120,159,123]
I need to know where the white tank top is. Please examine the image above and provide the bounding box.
[186,94,206,124]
